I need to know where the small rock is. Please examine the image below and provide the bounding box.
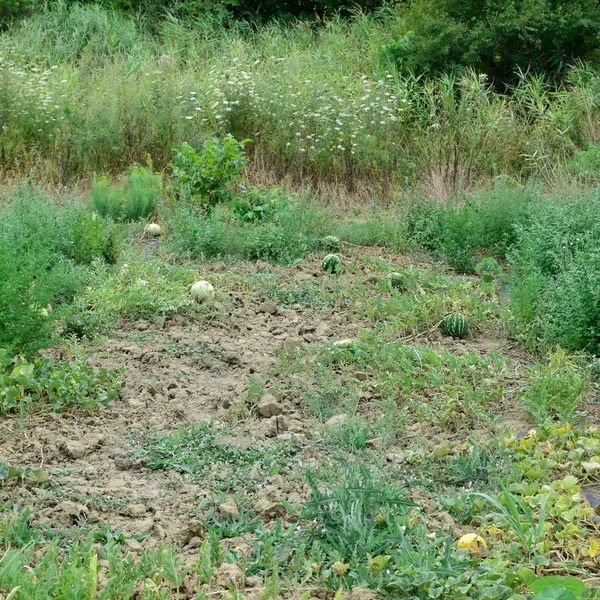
[129,503,148,517]
[221,351,241,365]
[325,414,348,428]
[135,320,149,331]
[255,486,288,520]
[127,517,154,536]
[124,538,144,553]
[257,394,283,418]
[255,499,287,520]
[365,438,383,450]
[187,536,203,549]
[259,301,278,315]
[264,416,288,438]
[354,371,369,381]
[126,397,147,409]
[245,576,262,588]
[219,499,240,521]
[61,440,89,459]
[315,322,332,338]
[177,518,204,545]
[282,337,303,355]
[287,418,305,432]
[54,501,88,525]
[218,562,245,589]
[114,456,135,471]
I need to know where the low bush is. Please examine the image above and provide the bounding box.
[0,350,122,415]
[520,348,591,425]
[63,251,198,338]
[508,189,600,354]
[166,195,330,264]
[397,0,600,84]
[0,186,117,356]
[405,183,533,273]
[169,137,249,211]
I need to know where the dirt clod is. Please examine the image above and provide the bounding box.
[257,395,283,417]
[219,498,240,520]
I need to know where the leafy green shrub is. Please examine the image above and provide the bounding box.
[508,190,600,353]
[169,137,249,211]
[0,352,122,415]
[0,187,116,356]
[91,166,160,222]
[231,185,287,222]
[0,0,32,24]
[568,142,600,182]
[404,183,532,272]
[397,0,600,84]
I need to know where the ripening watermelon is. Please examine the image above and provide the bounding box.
[322,254,342,274]
[441,313,469,338]
[191,280,215,301]
[388,271,406,291]
[323,235,341,252]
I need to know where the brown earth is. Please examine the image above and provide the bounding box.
[0,253,539,586]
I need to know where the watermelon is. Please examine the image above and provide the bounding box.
[441,313,469,338]
[322,254,342,274]
[144,223,161,236]
[191,280,215,301]
[323,235,341,252]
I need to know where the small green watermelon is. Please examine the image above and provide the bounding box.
[441,313,469,338]
[323,235,341,252]
[322,254,342,274]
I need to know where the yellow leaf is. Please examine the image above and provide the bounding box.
[332,561,350,577]
[334,588,344,600]
[590,540,599,558]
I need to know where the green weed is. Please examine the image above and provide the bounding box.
[91,165,161,222]
[131,421,304,493]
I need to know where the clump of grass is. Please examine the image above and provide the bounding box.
[508,188,600,354]
[131,421,303,493]
[165,194,330,264]
[520,348,591,425]
[91,165,161,222]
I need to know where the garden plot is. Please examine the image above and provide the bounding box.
[3,247,598,599]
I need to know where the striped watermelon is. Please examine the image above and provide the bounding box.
[322,254,342,274]
[441,313,468,338]
[323,235,341,252]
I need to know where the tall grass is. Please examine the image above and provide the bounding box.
[0,3,599,194]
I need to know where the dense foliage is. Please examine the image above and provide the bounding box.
[398,0,600,83]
